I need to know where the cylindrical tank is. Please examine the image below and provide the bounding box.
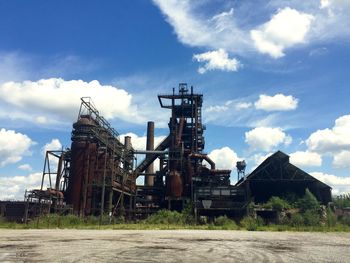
[67,116,96,215]
[166,170,183,198]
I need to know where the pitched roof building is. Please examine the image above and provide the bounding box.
[236,151,332,204]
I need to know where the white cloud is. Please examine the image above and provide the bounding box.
[152,0,251,54]
[320,0,331,9]
[0,129,34,167]
[208,146,240,170]
[205,105,229,114]
[193,49,241,74]
[153,1,350,59]
[333,150,350,168]
[319,0,350,10]
[18,164,33,171]
[255,94,298,111]
[310,172,350,195]
[0,172,42,200]
[42,138,62,155]
[306,115,350,154]
[0,78,144,126]
[248,152,274,171]
[235,102,253,110]
[290,151,322,167]
[120,132,166,151]
[250,7,314,58]
[245,127,292,152]
[121,133,167,174]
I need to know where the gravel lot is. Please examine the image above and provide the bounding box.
[0,229,349,262]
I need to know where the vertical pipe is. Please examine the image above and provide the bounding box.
[145,121,155,186]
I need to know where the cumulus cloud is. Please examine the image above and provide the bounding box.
[333,151,350,168]
[0,78,144,126]
[0,128,34,167]
[193,49,241,74]
[290,151,322,167]
[0,172,42,200]
[120,133,166,151]
[250,7,314,58]
[245,127,292,152]
[255,94,299,111]
[310,172,350,195]
[306,115,350,154]
[42,139,62,155]
[208,146,240,170]
[248,152,274,171]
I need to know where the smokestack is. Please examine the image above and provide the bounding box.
[124,136,132,150]
[145,121,155,186]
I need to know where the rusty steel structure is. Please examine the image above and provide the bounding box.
[17,83,331,221]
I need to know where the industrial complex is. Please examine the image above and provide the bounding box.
[0,83,332,222]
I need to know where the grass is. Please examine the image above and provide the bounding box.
[1,213,350,232]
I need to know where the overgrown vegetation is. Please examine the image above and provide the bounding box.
[1,189,350,231]
[263,196,291,212]
[333,194,350,208]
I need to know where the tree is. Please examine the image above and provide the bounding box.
[297,189,319,212]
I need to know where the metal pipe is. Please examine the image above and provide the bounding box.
[189,153,216,170]
[134,150,168,154]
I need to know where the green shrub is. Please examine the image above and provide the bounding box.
[340,216,350,226]
[303,210,320,226]
[143,210,184,225]
[264,196,291,212]
[326,208,337,227]
[290,213,303,227]
[297,189,319,212]
[333,194,350,209]
[213,216,238,229]
[240,216,260,231]
[182,203,195,225]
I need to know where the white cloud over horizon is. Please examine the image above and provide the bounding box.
[311,172,350,195]
[0,128,34,167]
[0,78,145,127]
[0,172,42,200]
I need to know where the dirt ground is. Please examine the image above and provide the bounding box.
[0,229,349,262]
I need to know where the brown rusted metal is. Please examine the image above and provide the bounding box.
[145,121,155,187]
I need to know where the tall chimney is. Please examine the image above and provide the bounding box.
[145,121,155,186]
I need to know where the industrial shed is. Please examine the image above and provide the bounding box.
[237,151,332,205]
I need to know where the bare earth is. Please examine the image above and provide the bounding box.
[0,229,350,262]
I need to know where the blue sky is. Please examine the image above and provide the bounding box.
[0,0,349,199]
